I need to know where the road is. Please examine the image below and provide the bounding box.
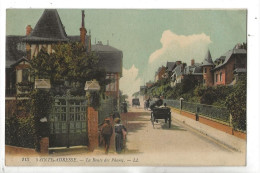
[118,106,246,166]
[5,106,246,166]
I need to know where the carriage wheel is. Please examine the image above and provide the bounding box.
[168,115,171,128]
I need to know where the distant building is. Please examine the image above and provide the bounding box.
[140,85,147,95]
[146,81,154,88]
[164,61,177,78]
[201,50,215,86]
[170,59,203,87]
[154,66,166,82]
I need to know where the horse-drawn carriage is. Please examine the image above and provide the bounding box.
[150,99,171,128]
[132,98,140,107]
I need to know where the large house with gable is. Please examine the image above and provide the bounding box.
[201,43,247,86]
[6,9,122,102]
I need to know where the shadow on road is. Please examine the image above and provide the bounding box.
[161,123,187,131]
[121,112,149,133]
[125,122,147,133]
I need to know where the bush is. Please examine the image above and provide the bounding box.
[5,115,36,148]
[5,116,19,146]
[194,85,233,106]
[226,75,246,131]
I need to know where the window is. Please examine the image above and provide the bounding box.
[220,72,222,82]
[215,74,218,82]
[106,73,116,91]
[204,68,207,73]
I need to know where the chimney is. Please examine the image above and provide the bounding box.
[176,61,182,65]
[80,10,87,46]
[26,25,32,58]
[26,25,32,36]
[191,59,195,66]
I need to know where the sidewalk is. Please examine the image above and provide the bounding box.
[172,111,246,153]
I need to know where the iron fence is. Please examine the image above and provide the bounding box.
[163,99,180,109]
[164,99,230,124]
[182,101,230,123]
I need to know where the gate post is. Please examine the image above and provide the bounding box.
[85,80,101,152]
[87,106,99,151]
[180,98,184,110]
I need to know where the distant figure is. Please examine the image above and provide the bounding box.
[122,101,128,113]
[101,118,113,154]
[150,97,163,110]
[114,118,127,153]
[146,97,151,110]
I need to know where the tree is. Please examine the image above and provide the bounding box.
[29,42,111,96]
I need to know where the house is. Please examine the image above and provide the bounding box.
[164,61,177,78]
[184,59,203,85]
[202,43,247,86]
[5,9,122,102]
[171,59,203,87]
[5,36,27,96]
[170,61,185,86]
[212,44,247,86]
[154,66,166,82]
[91,41,123,100]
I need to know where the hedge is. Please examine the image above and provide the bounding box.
[5,115,36,149]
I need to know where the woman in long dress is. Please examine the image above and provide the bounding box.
[114,118,127,153]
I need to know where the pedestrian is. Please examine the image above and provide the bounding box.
[101,117,113,154]
[114,118,127,153]
[123,101,127,113]
[146,97,151,109]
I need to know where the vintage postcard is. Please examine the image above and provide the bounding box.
[5,8,247,167]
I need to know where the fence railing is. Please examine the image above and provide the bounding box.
[164,99,180,109]
[164,99,230,124]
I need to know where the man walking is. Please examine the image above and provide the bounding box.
[101,118,113,154]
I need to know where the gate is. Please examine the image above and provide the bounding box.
[49,94,87,148]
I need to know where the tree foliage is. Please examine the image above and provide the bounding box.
[29,42,110,96]
[226,75,247,131]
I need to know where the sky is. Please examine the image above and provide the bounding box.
[6,9,247,96]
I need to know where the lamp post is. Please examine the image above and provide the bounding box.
[84,79,100,151]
